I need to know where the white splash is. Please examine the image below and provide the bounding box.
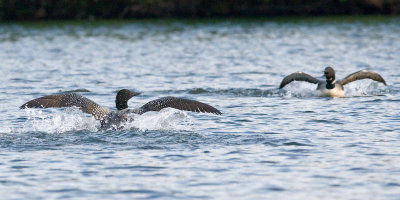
[344,81,387,97]
[122,108,194,131]
[19,108,99,133]
[283,82,317,98]
[283,81,387,98]
[12,107,194,133]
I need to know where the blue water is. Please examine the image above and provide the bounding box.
[1,17,400,199]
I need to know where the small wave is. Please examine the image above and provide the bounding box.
[159,84,387,98]
[153,87,285,97]
[189,87,285,97]
[60,88,91,93]
[0,127,13,134]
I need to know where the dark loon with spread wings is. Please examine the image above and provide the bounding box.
[20,89,221,128]
[279,67,387,97]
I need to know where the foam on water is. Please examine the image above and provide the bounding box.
[20,108,99,133]
[1,82,389,135]
[5,107,194,134]
[127,108,193,131]
[344,80,389,97]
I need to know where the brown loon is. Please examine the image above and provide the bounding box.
[20,89,221,129]
[279,67,387,97]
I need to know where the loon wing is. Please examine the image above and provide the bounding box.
[279,72,322,89]
[338,70,387,86]
[134,96,222,115]
[20,93,112,120]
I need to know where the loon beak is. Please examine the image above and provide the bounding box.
[130,91,141,97]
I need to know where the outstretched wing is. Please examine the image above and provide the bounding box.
[20,93,112,120]
[135,96,221,115]
[279,72,322,89]
[338,70,387,86]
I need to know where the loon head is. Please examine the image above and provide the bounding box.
[324,66,335,83]
[116,89,141,110]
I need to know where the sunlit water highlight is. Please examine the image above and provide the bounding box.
[0,17,400,199]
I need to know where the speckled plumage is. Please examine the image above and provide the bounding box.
[20,89,221,128]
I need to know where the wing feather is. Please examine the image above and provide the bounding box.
[136,96,221,115]
[339,70,387,86]
[279,72,322,89]
[20,93,112,120]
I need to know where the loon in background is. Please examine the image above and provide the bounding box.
[20,89,221,129]
[279,67,387,97]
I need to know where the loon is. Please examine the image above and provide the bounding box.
[279,67,387,97]
[20,89,221,129]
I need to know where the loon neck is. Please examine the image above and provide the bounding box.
[116,90,132,110]
[326,80,335,89]
[116,100,129,110]
[115,89,141,111]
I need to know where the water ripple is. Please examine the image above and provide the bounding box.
[0,17,399,200]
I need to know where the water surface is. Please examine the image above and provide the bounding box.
[0,17,399,199]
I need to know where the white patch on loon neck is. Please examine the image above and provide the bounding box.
[326,79,336,84]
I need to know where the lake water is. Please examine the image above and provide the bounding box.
[0,17,399,199]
